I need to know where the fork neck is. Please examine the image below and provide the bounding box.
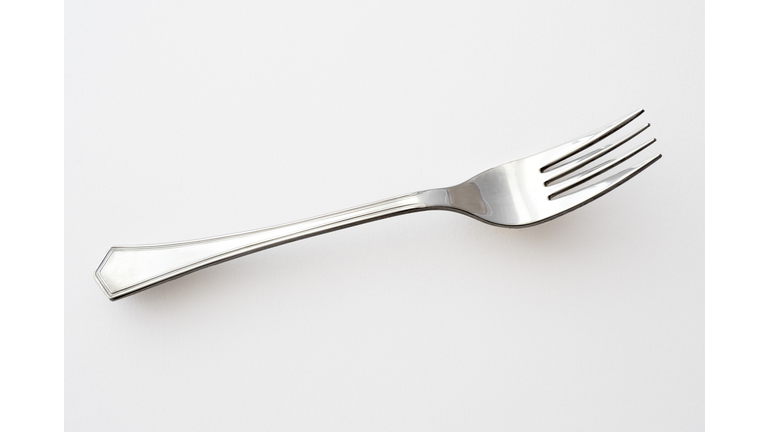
[416,186,487,216]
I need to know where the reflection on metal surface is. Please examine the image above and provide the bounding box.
[447,182,488,215]
[95,110,661,300]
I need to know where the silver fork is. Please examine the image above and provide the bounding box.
[95,109,660,300]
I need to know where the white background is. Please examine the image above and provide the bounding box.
[62,1,702,430]
[13,0,768,431]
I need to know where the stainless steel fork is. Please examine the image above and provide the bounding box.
[95,109,660,300]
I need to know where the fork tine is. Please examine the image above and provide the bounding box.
[547,138,656,199]
[548,154,662,213]
[544,123,651,183]
[539,109,645,172]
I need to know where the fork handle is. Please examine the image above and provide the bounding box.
[95,191,448,300]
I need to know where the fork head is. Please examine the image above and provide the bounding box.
[428,109,661,227]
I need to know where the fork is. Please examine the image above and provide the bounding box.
[95,109,660,300]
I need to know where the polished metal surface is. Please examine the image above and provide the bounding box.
[95,110,661,300]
